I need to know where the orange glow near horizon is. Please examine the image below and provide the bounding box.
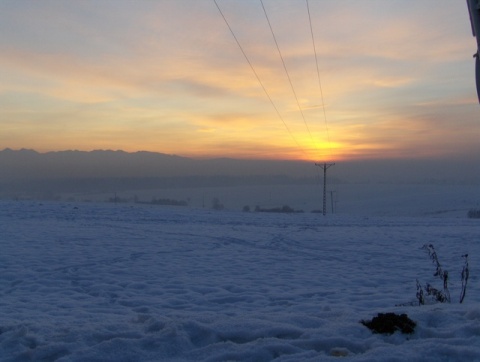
[0,1,478,162]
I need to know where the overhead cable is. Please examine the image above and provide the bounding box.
[306,0,333,159]
[213,0,307,155]
[260,0,316,149]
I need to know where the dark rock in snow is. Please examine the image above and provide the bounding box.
[361,313,416,335]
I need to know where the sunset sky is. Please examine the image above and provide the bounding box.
[1,0,479,161]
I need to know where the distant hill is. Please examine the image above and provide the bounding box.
[0,148,316,179]
[1,149,478,200]
[0,148,195,180]
[0,149,315,197]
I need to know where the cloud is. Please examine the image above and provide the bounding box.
[0,0,477,161]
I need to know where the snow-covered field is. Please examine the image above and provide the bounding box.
[1,200,479,361]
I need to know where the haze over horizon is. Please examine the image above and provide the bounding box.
[1,148,479,185]
[1,1,479,162]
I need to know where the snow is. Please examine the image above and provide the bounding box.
[1,200,479,361]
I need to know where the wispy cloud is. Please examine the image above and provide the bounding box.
[0,0,477,160]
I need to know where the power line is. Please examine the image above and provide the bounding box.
[213,0,307,156]
[260,0,316,149]
[306,0,332,160]
[307,2,336,216]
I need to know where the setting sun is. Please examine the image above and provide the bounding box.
[0,0,478,161]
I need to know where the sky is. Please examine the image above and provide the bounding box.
[0,0,479,162]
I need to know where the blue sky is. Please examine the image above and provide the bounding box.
[0,0,478,161]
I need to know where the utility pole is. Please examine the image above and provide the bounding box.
[315,162,335,216]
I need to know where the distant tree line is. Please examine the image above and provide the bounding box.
[468,208,480,218]
[212,197,224,210]
[243,205,304,213]
[137,198,188,206]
